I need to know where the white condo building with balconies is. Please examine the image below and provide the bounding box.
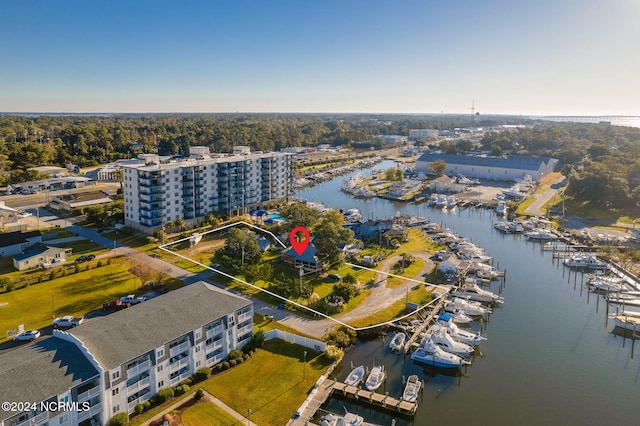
[122,146,294,231]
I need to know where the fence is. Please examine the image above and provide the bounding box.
[264,329,326,352]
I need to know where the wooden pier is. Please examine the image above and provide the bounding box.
[329,380,418,416]
[403,293,448,354]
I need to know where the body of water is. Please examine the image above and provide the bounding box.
[296,161,639,425]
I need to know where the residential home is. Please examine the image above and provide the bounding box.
[281,245,322,273]
[13,243,72,271]
[0,230,42,258]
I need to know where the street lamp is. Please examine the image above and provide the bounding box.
[51,294,55,319]
[303,351,307,380]
[247,408,251,426]
[299,265,304,295]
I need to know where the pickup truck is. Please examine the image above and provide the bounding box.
[120,295,146,305]
[102,300,131,311]
[52,316,84,328]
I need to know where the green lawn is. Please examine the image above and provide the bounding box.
[181,401,240,426]
[349,286,434,329]
[0,262,182,340]
[201,339,333,426]
[386,259,425,288]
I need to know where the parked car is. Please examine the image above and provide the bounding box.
[86,254,96,261]
[120,295,146,305]
[75,256,87,263]
[13,330,41,342]
[17,211,32,218]
[52,316,84,328]
[328,273,342,281]
[102,300,131,311]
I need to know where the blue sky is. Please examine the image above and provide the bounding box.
[1,0,638,115]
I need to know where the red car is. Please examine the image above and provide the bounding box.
[102,300,131,311]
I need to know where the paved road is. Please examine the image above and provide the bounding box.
[524,176,566,216]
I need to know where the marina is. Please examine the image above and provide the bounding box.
[295,159,640,425]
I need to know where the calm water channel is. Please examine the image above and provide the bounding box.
[296,161,639,425]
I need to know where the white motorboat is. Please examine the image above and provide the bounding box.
[344,365,365,387]
[525,229,556,241]
[343,208,363,223]
[494,221,509,232]
[475,268,500,281]
[607,295,640,307]
[423,333,475,356]
[563,254,609,270]
[429,194,439,206]
[456,175,480,185]
[496,201,507,217]
[508,221,524,233]
[411,342,471,369]
[388,332,406,352]
[440,305,473,324]
[611,312,640,331]
[364,365,385,391]
[445,195,457,209]
[402,374,422,403]
[436,194,447,208]
[449,297,492,316]
[319,410,364,426]
[457,251,493,264]
[431,314,487,345]
[452,284,504,304]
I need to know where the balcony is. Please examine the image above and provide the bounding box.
[169,356,190,373]
[14,411,48,426]
[77,402,102,422]
[206,325,224,339]
[77,386,101,402]
[126,360,150,377]
[237,325,252,337]
[127,376,151,393]
[169,341,190,357]
[237,311,252,323]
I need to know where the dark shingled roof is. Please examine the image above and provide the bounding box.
[0,337,99,421]
[13,242,62,261]
[0,230,40,248]
[417,153,553,170]
[68,281,251,370]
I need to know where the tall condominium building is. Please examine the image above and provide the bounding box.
[122,146,295,231]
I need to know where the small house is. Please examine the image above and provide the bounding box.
[13,243,72,271]
[280,244,322,273]
[0,230,42,258]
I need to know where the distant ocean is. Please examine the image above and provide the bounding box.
[535,115,640,128]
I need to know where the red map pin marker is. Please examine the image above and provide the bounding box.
[289,226,311,255]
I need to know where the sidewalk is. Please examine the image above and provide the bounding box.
[141,389,255,426]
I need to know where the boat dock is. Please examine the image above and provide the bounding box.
[403,293,448,354]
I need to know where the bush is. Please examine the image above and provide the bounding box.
[193,367,211,382]
[6,282,15,292]
[194,388,205,401]
[134,403,145,415]
[143,401,151,410]
[173,384,189,396]
[229,359,237,367]
[222,362,230,370]
[97,260,103,267]
[228,349,244,361]
[155,387,175,403]
[107,412,129,426]
[179,377,193,387]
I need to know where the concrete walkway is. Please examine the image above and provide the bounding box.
[141,389,255,426]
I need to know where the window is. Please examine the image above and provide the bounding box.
[158,380,164,388]
[59,414,68,424]
[157,365,163,372]
[112,371,120,380]
[112,388,119,396]
[157,348,164,358]
[196,360,201,368]
[113,405,120,414]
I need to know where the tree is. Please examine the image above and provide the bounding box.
[428,160,447,176]
[279,202,321,233]
[333,281,356,303]
[244,263,273,283]
[313,211,354,267]
[128,253,155,287]
[107,413,129,426]
[215,228,262,273]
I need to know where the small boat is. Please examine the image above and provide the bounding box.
[388,332,406,352]
[364,365,385,391]
[494,221,509,232]
[423,333,475,356]
[344,365,365,387]
[449,297,492,316]
[402,375,422,402]
[452,284,504,304]
[319,410,364,426]
[436,194,447,208]
[525,229,556,241]
[440,306,473,324]
[563,254,609,270]
[411,343,471,369]
[496,201,507,217]
[611,312,640,331]
[431,314,487,345]
[456,175,480,185]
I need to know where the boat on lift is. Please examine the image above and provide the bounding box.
[440,305,474,324]
[452,284,504,304]
[429,314,487,345]
[448,297,492,316]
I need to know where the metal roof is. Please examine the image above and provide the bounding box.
[417,153,554,170]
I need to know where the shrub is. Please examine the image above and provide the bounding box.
[143,401,151,410]
[194,388,205,401]
[107,412,129,426]
[236,356,244,364]
[173,384,189,396]
[134,403,145,415]
[243,353,251,361]
[179,377,193,387]
[6,282,15,292]
[155,387,175,403]
[193,367,211,382]
[49,271,56,280]
[222,362,230,370]
[97,260,103,267]
[228,349,243,361]
[229,359,237,367]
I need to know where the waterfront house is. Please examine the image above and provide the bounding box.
[281,244,322,273]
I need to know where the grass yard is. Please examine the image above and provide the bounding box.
[181,401,240,426]
[386,259,425,288]
[200,339,333,426]
[0,262,182,340]
[349,286,434,329]
[253,314,318,339]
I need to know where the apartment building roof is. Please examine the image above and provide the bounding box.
[68,282,251,370]
[0,337,99,421]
